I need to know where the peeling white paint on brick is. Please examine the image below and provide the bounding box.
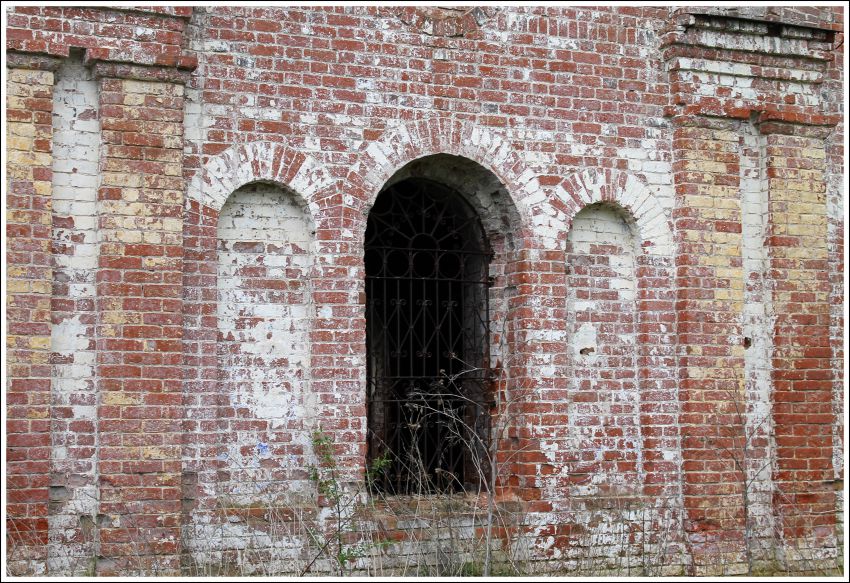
[825,122,844,539]
[562,204,643,492]
[688,29,826,60]
[48,54,101,575]
[739,120,777,558]
[216,182,316,503]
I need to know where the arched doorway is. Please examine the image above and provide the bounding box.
[365,177,491,494]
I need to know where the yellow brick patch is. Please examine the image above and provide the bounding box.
[103,393,142,406]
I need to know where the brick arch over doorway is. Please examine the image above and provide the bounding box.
[337,117,589,525]
[345,117,542,228]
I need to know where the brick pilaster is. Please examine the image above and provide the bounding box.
[671,115,748,573]
[90,62,189,575]
[6,56,61,576]
[760,121,836,565]
[508,244,567,511]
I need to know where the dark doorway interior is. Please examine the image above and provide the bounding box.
[365,178,492,494]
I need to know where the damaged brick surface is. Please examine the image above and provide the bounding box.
[4,5,844,576]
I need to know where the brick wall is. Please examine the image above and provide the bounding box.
[763,126,835,565]
[93,70,189,575]
[5,5,844,576]
[7,58,57,578]
[48,51,100,574]
[566,202,643,492]
[215,181,315,500]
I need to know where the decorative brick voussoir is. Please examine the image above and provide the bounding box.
[551,168,674,257]
[348,116,537,226]
[186,141,333,214]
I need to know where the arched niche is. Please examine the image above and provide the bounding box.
[216,180,316,501]
[565,202,642,491]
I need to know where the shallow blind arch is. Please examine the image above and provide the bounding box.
[216,182,314,499]
[365,178,492,494]
[566,202,642,492]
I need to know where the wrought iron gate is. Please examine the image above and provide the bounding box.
[365,178,492,494]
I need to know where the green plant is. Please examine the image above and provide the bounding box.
[305,430,353,575]
[303,429,396,576]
